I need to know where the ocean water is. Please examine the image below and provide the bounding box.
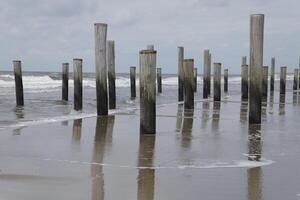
[0,71,294,129]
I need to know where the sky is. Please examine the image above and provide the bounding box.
[0,0,299,74]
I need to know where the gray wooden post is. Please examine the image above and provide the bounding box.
[194,68,197,92]
[270,57,275,92]
[203,49,210,98]
[107,40,116,109]
[73,58,83,111]
[262,66,268,101]
[208,53,212,96]
[298,58,300,91]
[178,47,184,101]
[62,63,69,101]
[94,23,108,116]
[183,59,194,109]
[241,64,249,101]
[249,14,264,124]
[280,66,287,96]
[224,69,228,93]
[214,63,221,101]
[140,50,156,134]
[294,69,298,91]
[130,66,136,98]
[157,68,162,93]
[147,45,154,50]
[242,56,247,65]
[13,60,24,106]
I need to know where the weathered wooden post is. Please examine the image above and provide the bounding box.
[241,64,249,101]
[140,49,156,134]
[94,23,108,116]
[107,40,116,109]
[280,66,287,96]
[13,60,24,106]
[130,66,136,98]
[183,59,194,109]
[249,14,264,124]
[214,63,221,101]
[224,69,228,93]
[178,47,184,101]
[293,68,298,91]
[62,63,69,101]
[194,68,197,92]
[262,66,268,101]
[242,56,247,65]
[203,50,210,98]
[270,57,275,92]
[157,68,162,93]
[73,58,83,111]
[147,45,154,50]
[208,53,212,96]
[298,58,300,91]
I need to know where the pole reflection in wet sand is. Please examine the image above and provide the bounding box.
[137,134,156,200]
[212,101,221,131]
[247,167,262,200]
[201,101,210,128]
[269,91,274,114]
[181,108,194,148]
[240,101,248,123]
[91,116,115,200]
[176,104,184,132]
[279,95,285,115]
[72,119,82,142]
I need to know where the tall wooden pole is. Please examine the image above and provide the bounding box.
[203,49,210,98]
[130,66,136,98]
[73,58,83,111]
[249,14,264,124]
[157,68,162,93]
[183,59,194,109]
[62,63,69,101]
[270,57,275,92]
[107,40,116,109]
[224,69,228,93]
[140,50,156,134]
[280,66,287,96]
[94,23,108,115]
[13,60,24,106]
[294,69,299,91]
[178,47,184,101]
[214,63,221,101]
[262,66,268,101]
[194,68,197,92]
[241,65,249,101]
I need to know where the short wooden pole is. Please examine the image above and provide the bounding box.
[183,59,194,109]
[203,49,210,98]
[280,66,287,96]
[249,14,264,124]
[62,63,69,101]
[94,23,108,116]
[262,66,268,101]
[270,57,275,92]
[178,47,184,101]
[73,58,83,111]
[242,56,247,65]
[294,69,298,91]
[13,60,24,106]
[140,50,156,134]
[241,64,249,101]
[214,63,221,101]
[107,40,116,109]
[157,68,162,93]
[130,66,136,98]
[224,69,228,93]
[194,68,197,92]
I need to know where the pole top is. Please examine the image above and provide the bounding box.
[251,14,265,17]
[140,50,156,54]
[73,58,83,61]
[184,59,194,62]
[94,23,107,27]
[13,60,21,63]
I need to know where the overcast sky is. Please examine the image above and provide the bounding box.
[0,0,299,73]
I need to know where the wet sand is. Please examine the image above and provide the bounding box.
[0,92,299,199]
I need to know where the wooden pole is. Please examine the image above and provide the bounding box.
[242,56,247,65]
[183,59,194,109]
[224,69,228,93]
[157,68,162,93]
[293,69,298,91]
[194,68,197,92]
[270,57,275,92]
[147,45,154,50]
[13,60,24,106]
[298,58,300,91]
[262,66,268,101]
[130,66,136,98]
[214,63,221,101]
[241,64,249,101]
[178,47,184,101]
[107,40,116,109]
[203,49,210,98]
[62,63,69,101]
[208,53,212,96]
[249,14,264,124]
[73,59,83,111]
[280,66,287,96]
[94,23,108,116]
[140,50,156,134]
